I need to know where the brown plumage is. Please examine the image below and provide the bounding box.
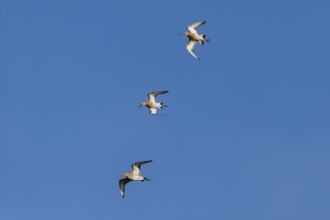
[139,91,169,115]
[119,160,153,198]
[181,21,209,60]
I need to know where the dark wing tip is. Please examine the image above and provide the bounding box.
[132,160,153,167]
[150,90,168,96]
[141,160,153,164]
[119,178,130,198]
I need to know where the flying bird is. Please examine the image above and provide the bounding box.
[119,160,153,198]
[139,91,169,115]
[180,21,210,60]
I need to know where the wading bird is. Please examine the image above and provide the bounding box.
[119,160,153,198]
[180,21,210,60]
[139,91,168,115]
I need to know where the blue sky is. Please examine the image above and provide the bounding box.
[1,0,330,219]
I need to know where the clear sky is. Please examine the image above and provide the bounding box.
[1,0,330,219]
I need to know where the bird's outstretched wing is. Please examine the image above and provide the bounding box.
[188,21,206,34]
[150,108,157,115]
[148,91,169,102]
[186,40,200,60]
[119,178,132,198]
[131,160,153,175]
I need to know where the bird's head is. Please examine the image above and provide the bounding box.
[139,102,148,107]
[179,32,190,36]
[122,173,130,177]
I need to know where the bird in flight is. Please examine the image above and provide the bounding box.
[119,160,153,198]
[180,21,210,60]
[139,91,169,115]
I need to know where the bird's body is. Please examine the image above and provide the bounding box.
[181,21,209,60]
[140,91,168,115]
[119,160,152,198]
[185,32,205,42]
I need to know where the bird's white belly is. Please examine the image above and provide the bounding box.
[196,35,204,41]
[155,102,162,108]
[132,175,144,181]
[147,102,160,108]
[191,34,203,41]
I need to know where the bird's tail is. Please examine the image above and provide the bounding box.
[144,177,151,181]
[160,102,168,109]
[202,34,210,45]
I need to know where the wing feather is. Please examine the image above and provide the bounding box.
[188,21,206,34]
[186,40,200,60]
[148,91,168,102]
[131,160,153,175]
[119,178,132,198]
[150,108,157,115]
